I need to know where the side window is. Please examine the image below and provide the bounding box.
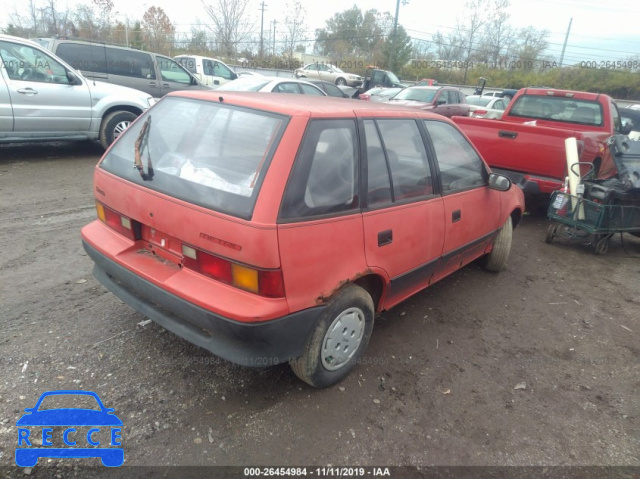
[211,61,232,80]
[56,43,106,74]
[438,92,448,104]
[425,120,487,192]
[158,56,192,84]
[280,120,358,219]
[0,40,71,84]
[376,119,433,201]
[305,64,316,71]
[106,48,155,79]
[300,84,325,96]
[273,82,301,94]
[363,120,392,207]
[494,99,506,110]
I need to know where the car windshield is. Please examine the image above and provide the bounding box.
[217,78,270,91]
[466,96,492,107]
[330,66,344,73]
[100,97,288,219]
[391,88,437,103]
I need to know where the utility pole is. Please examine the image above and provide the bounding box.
[273,20,277,56]
[259,1,267,58]
[559,17,572,68]
[388,0,408,71]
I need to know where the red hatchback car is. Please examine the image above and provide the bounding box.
[81,92,524,388]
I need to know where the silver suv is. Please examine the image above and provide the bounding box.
[0,34,156,148]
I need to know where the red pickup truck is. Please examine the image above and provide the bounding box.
[452,88,630,196]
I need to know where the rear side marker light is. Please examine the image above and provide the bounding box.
[181,245,285,298]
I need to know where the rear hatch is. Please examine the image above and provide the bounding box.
[89,96,290,319]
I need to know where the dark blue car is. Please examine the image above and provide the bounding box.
[15,390,123,467]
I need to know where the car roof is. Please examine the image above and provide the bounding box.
[168,90,451,120]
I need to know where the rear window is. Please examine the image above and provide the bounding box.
[391,88,436,103]
[100,97,288,219]
[509,95,604,126]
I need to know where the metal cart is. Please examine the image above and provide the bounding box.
[545,135,640,255]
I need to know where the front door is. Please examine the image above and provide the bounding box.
[423,120,502,281]
[0,39,91,134]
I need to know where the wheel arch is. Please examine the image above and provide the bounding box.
[101,104,144,120]
[352,273,386,313]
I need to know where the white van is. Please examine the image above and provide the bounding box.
[174,55,237,87]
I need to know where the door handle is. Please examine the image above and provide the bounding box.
[498,130,518,139]
[452,210,461,222]
[149,82,156,86]
[378,230,393,246]
[17,88,38,95]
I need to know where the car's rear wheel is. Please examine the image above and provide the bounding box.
[290,283,374,388]
[99,111,137,149]
[481,215,513,272]
[335,77,347,86]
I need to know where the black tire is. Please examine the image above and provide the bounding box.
[481,215,513,272]
[290,283,374,388]
[592,235,609,255]
[335,77,347,86]
[99,111,137,149]
[545,223,557,244]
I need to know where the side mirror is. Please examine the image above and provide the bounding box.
[437,99,446,105]
[66,71,82,85]
[621,120,633,135]
[488,173,512,191]
[231,72,238,80]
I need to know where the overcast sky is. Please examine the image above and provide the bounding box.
[3,0,640,63]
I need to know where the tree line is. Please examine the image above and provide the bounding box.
[3,0,640,99]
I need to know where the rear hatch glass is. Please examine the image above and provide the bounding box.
[100,97,288,219]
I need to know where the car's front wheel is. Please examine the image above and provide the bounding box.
[481,215,513,272]
[335,77,347,86]
[290,283,374,388]
[99,111,137,149]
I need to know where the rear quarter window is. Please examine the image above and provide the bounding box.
[56,43,107,74]
[106,47,155,79]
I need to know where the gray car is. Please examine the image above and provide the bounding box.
[0,34,156,148]
[36,37,211,98]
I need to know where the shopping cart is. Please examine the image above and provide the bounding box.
[546,191,640,254]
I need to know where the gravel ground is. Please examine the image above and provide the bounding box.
[0,142,638,478]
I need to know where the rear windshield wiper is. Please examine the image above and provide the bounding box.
[134,116,154,181]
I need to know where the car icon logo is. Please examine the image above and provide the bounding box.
[15,390,123,467]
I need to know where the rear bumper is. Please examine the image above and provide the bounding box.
[83,240,323,367]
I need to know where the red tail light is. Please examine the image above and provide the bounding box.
[182,245,285,298]
[360,94,371,101]
[473,109,488,117]
[96,202,139,241]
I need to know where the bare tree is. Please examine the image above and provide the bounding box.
[201,0,254,59]
[456,0,489,82]
[481,0,515,64]
[281,0,307,60]
[7,0,74,37]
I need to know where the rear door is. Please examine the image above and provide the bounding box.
[423,120,502,281]
[0,39,91,134]
[360,118,445,308]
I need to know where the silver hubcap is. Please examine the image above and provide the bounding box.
[113,120,131,139]
[321,307,365,371]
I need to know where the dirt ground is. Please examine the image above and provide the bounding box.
[0,142,639,478]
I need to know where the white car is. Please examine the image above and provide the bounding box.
[294,63,362,87]
[466,95,508,119]
[216,77,327,95]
